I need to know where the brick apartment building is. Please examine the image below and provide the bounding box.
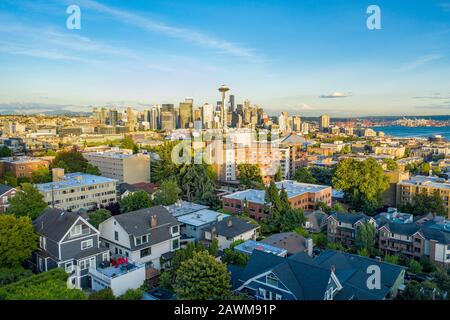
[0,156,50,179]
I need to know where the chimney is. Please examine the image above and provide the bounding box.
[306,237,313,257]
[331,265,336,273]
[227,218,233,227]
[150,215,157,228]
[52,168,65,182]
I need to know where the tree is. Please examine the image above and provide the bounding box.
[293,167,317,184]
[120,190,152,213]
[0,266,32,286]
[401,190,447,216]
[221,240,249,267]
[383,158,398,171]
[89,288,115,300]
[0,215,38,268]
[119,288,143,300]
[31,165,52,183]
[0,268,87,300]
[356,222,377,255]
[237,164,264,189]
[149,141,180,183]
[174,251,232,300]
[309,166,334,185]
[333,158,389,214]
[408,259,423,274]
[275,166,283,182]
[384,254,400,265]
[7,183,47,220]
[153,180,180,206]
[312,233,328,248]
[2,171,17,187]
[120,136,137,152]
[178,164,218,206]
[278,208,306,232]
[88,208,111,229]
[357,248,369,257]
[331,203,345,213]
[51,147,101,175]
[0,146,13,157]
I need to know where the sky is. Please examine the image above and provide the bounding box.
[0,0,449,116]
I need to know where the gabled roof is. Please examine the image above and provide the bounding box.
[201,216,258,238]
[0,184,14,196]
[329,212,371,225]
[112,206,180,250]
[33,208,82,242]
[379,222,421,237]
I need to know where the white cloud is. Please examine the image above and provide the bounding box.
[297,103,314,110]
[396,54,443,72]
[319,92,352,98]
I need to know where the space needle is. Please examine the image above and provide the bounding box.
[218,84,230,128]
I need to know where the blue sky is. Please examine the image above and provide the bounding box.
[0,0,449,116]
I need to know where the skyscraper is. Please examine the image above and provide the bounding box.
[109,108,118,126]
[179,98,193,129]
[202,103,214,129]
[319,114,330,133]
[161,104,175,131]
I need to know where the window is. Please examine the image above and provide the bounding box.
[65,262,73,273]
[102,252,109,262]
[172,225,179,235]
[140,247,151,258]
[172,238,179,250]
[142,235,147,243]
[2,196,7,204]
[39,236,47,250]
[266,274,278,287]
[114,231,119,241]
[79,257,96,270]
[70,225,83,237]
[136,237,142,246]
[275,294,282,300]
[81,239,93,250]
[258,288,266,299]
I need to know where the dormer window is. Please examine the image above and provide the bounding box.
[266,274,278,287]
[135,235,149,246]
[70,225,82,238]
[39,236,47,250]
[171,225,179,235]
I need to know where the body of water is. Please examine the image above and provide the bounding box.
[371,126,450,140]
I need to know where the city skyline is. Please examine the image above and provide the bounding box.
[0,0,450,116]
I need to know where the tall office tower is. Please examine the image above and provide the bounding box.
[257,107,264,124]
[236,104,244,116]
[301,122,309,134]
[179,99,193,129]
[218,85,230,128]
[278,112,289,132]
[143,109,151,123]
[150,106,160,130]
[126,107,137,132]
[99,107,108,125]
[229,94,235,112]
[193,107,202,122]
[161,104,175,131]
[109,108,119,126]
[319,114,330,133]
[202,103,214,129]
[92,107,100,122]
[292,116,302,132]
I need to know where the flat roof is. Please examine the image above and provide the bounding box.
[36,173,117,192]
[223,180,330,204]
[0,156,47,164]
[177,209,229,227]
[165,201,209,217]
[234,240,287,256]
[83,151,136,159]
[399,175,450,190]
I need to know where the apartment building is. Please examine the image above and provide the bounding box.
[36,169,117,211]
[83,149,150,184]
[0,156,50,179]
[397,175,450,218]
[327,212,376,246]
[223,180,332,220]
[373,146,406,158]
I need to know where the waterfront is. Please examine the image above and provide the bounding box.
[371,126,450,140]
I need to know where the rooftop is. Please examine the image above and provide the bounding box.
[176,209,228,227]
[84,150,139,159]
[165,200,209,217]
[0,156,47,164]
[36,173,117,192]
[399,175,450,190]
[234,239,287,257]
[375,208,414,224]
[223,180,330,204]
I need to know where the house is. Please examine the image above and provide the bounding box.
[327,212,376,246]
[98,206,181,270]
[201,216,259,250]
[304,210,329,233]
[231,249,405,300]
[261,232,313,256]
[0,184,16,213]
[165,200,209,217]
[176,209,229,241]
[118,182,159,199]
[30,208,110,289]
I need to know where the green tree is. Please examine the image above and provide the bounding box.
[402,190,447,216]
[174,251,232,300]
[384,254,400,265]
[312,233,328,248]
[237,164,264,189]
[408,259,423,274]
[149,141,180,183]
[7,183,47,220]
[51,148,101,175]
[221,240,249,267]
[333,158,389,214]
[0,266,33,286]
[357,248,369,257]
[383,158,398,171]
[2,171,17,187]
[275,166,283,182]
[293,167,317,184]
[309,166,334,185]
[0,215,38,268]
[88,208,111,229]
[31,165,52,183]
[119,288,143,300]
[0,268,87,300]
[120,136,137,152]
[153,180,180,206]
[120,190,152,213]
[0,146,13,157]
[356,222,377,255]
[89,288,115,300]
[178,164,218,206]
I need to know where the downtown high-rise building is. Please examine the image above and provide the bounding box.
[319,114,330,133]
[179,98,193,129]
[161,104,175,131]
